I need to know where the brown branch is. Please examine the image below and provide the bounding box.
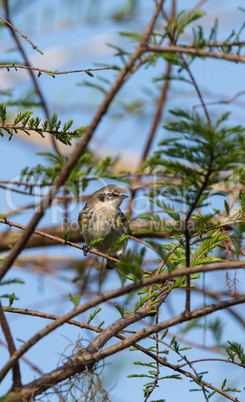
[1,260,245,385]
[0,339,44,377]
[182,40,245,48]
[3,307,101,334]
[0,64,117,75]
[0,0,165,282]
[127,61,172,215]
[0,123,80,136]
[184,153,214,314]
[0,220,175,254]
[3,0,60,154]
[0,301,21,390]
[0,217,120,263]
[144,312,160,402]
[180,55,211,126]
[7,304,211,398]
[179,357,244,369]
[146,44,245,64]
[0,211,243,253]
[0,16,39,50]
[194,90,245,109]
[5,293,245,401]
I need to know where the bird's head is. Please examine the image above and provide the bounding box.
[89,185,128,209]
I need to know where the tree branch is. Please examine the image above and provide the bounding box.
[5,293,245,401]
[1,260,245,384]
[0,0,165,282]
[146,44,245,64]
[0,301,21,390]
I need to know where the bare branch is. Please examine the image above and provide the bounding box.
[0,64,118,76]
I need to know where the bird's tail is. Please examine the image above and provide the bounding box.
[106,258,116,269]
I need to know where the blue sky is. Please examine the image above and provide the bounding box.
[1,1,245,401]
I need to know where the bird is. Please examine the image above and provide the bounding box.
[78,185,128,269]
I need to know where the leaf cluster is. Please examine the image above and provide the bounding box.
[19,152,131,195]
[0,104,85,144]
[143,110,244,223]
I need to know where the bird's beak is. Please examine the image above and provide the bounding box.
[119,194,128,199]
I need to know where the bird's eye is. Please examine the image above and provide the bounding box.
[107,192,114,198]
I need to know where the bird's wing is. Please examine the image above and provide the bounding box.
[78,209,86,228]
[119,211,128,231]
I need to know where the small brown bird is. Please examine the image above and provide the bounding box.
[78,185,128,269]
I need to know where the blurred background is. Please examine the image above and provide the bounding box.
[0,1,245,400]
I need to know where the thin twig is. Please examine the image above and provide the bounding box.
[0,15,39,50]
[146,44,245,64]
[0,301,21,390]
[193,90,245,109]
[127,62,172,215]
[3,0,59,154]
[0,64,118,75]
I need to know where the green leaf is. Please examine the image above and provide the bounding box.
[88,238,104,248]
[0,278,24,286]
[14,111,33,125]
[62,230,70,243]
[108,234,128,254]
[226,341,245,366]
[68,293,81,308]
[85,70,94,77]
[87,307,102,324]
[134,291,158,312]
[0,104,6,124]
[114,303,125,317]
[0,292,19,307]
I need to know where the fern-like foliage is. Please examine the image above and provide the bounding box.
[0,104,86,144]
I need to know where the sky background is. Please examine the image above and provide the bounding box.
[1,1,245,401]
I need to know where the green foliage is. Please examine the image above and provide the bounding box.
[191,230,228,266]
[226,341,245,366]
[224,199,230,218]
[19,151,130,196]
[240,190,245,218]
[208,317,224,347]
[114,303,125,317]
[68,293,81,308]
[87,307,102,324]
[88,238,104,248]
[134,291,158,312]
[129,354,182,400]
[108,233,128,254]
[118,31,141,42]
[117,248,145,283]
[0,292,19,307]
[165,9,206,43]
[0,104,86,144]
[62,230,70,243]
[0,278,24,286]
[0,103,6,125]
[232,222,245,259]
[220,379,241,393]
